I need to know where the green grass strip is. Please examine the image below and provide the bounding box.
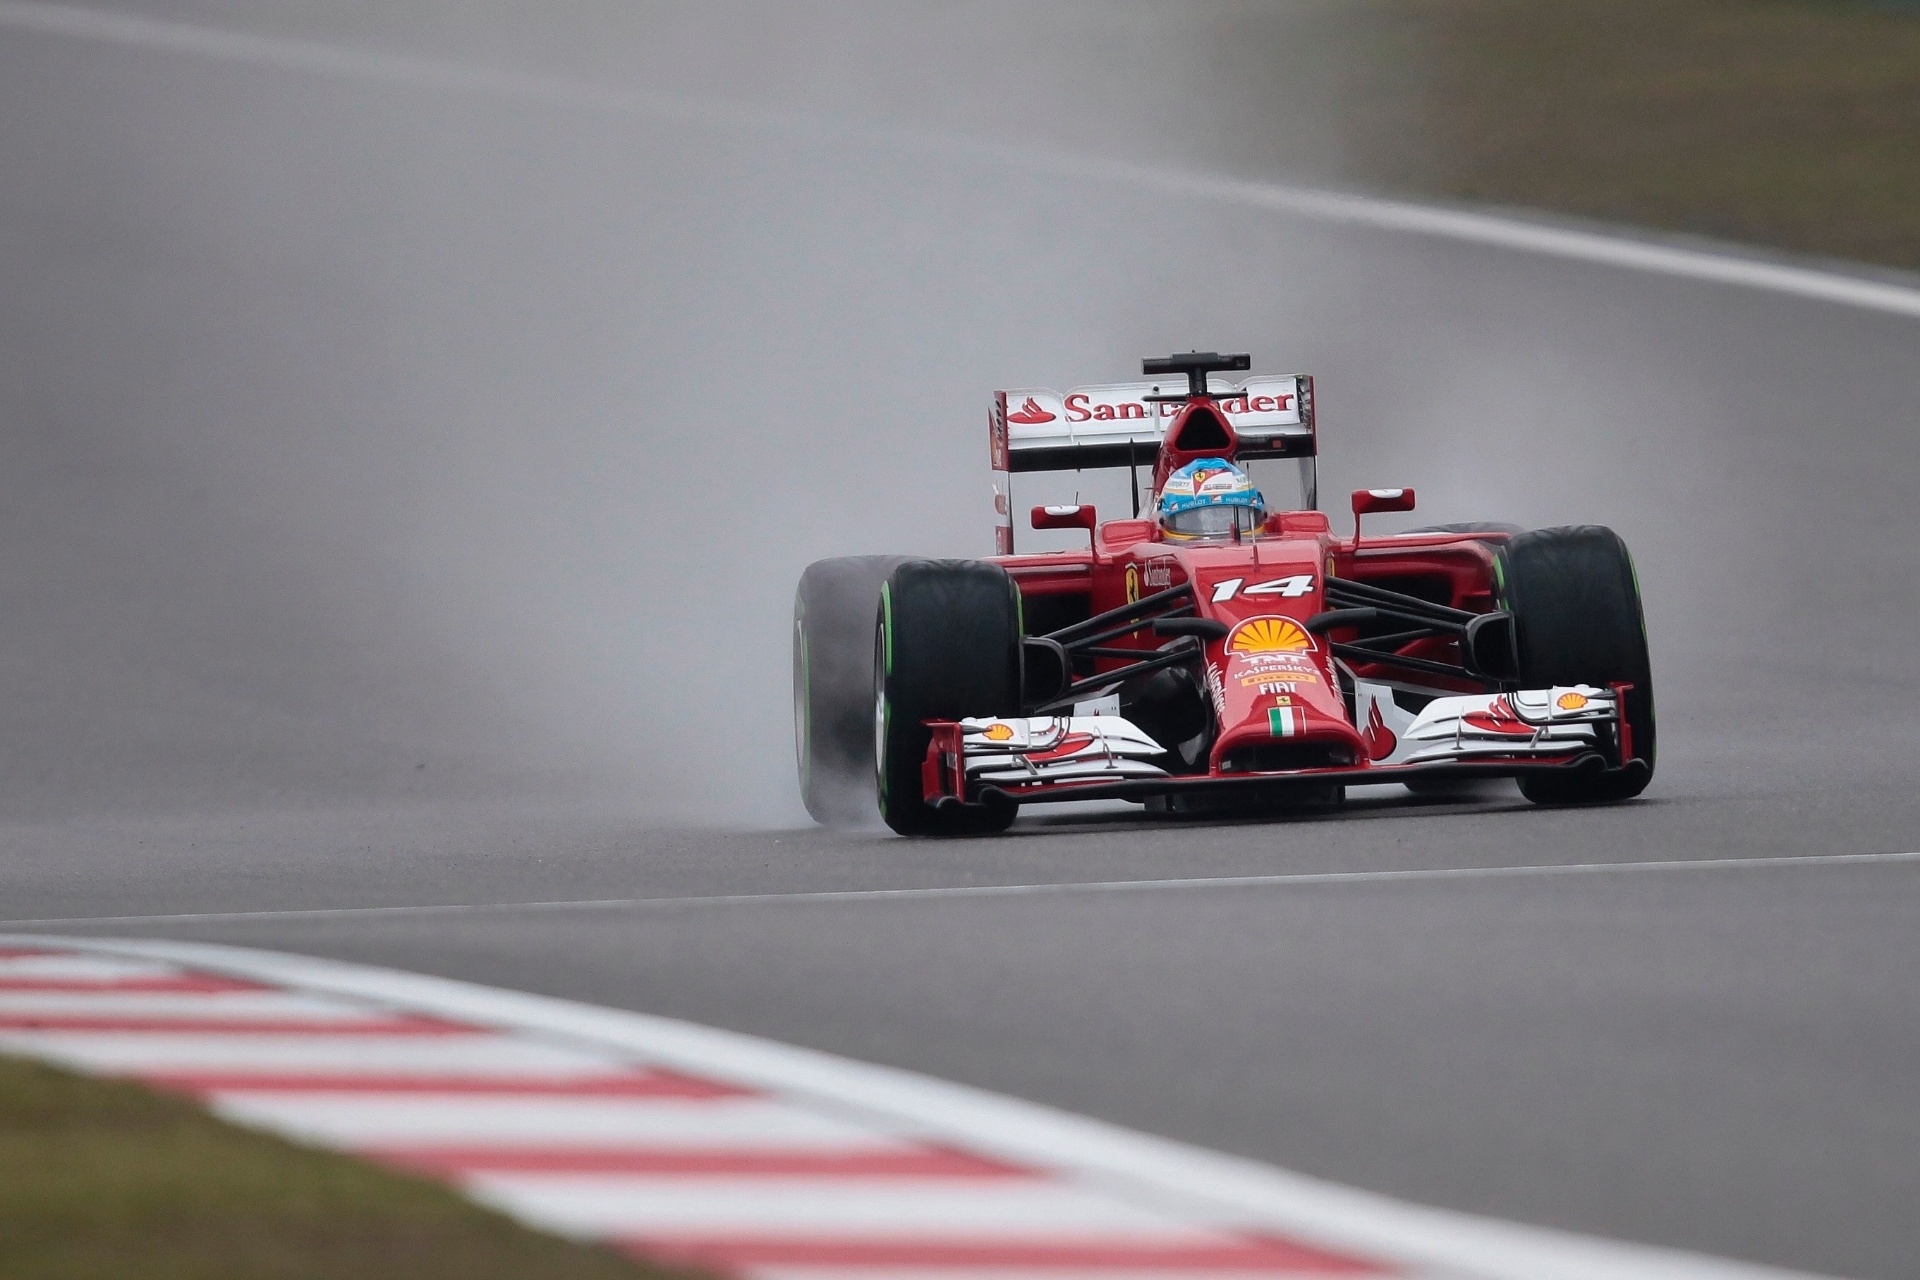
[1350,0,1920,270]
[0,1055,701,1280]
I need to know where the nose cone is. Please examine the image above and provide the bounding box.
[1174,546,1367,775]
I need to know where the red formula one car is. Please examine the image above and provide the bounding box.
[794,352,1653,835]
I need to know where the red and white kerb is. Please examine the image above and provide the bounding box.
[0,944,1397,1279]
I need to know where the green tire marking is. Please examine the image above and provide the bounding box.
[880,582,895,675]
[877,582,893,807]
[796,622,810,788]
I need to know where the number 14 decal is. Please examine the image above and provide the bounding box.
[1211,574,1314,602]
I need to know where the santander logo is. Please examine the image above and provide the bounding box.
[1000,379,1303,436]
[1006,396,1056,425]
[1063,391,1294,423]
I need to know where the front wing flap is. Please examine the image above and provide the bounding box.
[922,684,1632,809]
[1360,683,1619,766]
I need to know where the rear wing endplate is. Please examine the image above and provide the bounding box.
[990,375,1314,474]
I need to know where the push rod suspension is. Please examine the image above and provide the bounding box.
[1330,642,1496,687]
[1033,642,1202,713]
[1341,626,1448,653]
[1329,601,1467,635]
[1045,582,1195,646]
[1068,605,1196,652]
[1323,577,1477,627]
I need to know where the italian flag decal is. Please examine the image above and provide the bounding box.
[1268,706,1300,737]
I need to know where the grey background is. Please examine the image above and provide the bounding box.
[2,4,1917,1277]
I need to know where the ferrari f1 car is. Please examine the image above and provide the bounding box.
[794,352,1653,835]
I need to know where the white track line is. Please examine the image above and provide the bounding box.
[4,0,1920,319]
[208,1095,905,1150]
[466,1179,1240,1241]
[0,1030,618,1076]
[0,952,180,979]
[0,989,387,1018]
[0,935,1833,1279]
[5,849,1915,930]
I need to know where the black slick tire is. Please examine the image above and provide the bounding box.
[875,559,1022,836]
[793,556,910,826]
[1498,526,1655,804]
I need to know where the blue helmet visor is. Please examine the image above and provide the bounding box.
[1163,504,1263,540]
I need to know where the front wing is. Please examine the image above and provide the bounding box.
[921,684,1640,810]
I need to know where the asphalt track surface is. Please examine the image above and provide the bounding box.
[3,5,1920,1279]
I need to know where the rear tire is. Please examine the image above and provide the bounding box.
[794,556,910,826]
[1498,526,1654,804]
[875,560,1022,836]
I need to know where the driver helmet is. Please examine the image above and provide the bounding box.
[1158,458,1265,541]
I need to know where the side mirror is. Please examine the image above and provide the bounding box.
[1031,504,1096,532]
[1462,611,1519,681]
[1021,637,1071,705]
[1351,487,1415,542]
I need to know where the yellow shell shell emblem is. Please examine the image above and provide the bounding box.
[1227,616,1314,654]
[1555,691,1590,711]
[983,722,1016,742]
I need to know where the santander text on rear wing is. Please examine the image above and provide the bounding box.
[990,375,1315,474]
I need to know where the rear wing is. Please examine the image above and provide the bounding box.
[989,375,1315,474]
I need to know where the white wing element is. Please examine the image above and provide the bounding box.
[959,689,1615,788]
[1001,376,1305,452]
[1356,683,1618,766]
[959,716,1168,784]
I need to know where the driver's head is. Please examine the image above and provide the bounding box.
[1158,458,1265,541]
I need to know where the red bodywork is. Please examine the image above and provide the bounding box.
[921,387,1625,811]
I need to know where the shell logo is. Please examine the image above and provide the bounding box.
[1227,616,1314,654]
[983,722,1016,742]
[1556,691,1590,712]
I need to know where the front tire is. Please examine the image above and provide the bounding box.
[794,556,910,826]
[1498,526,1655,804]
[875,560,1022,836]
